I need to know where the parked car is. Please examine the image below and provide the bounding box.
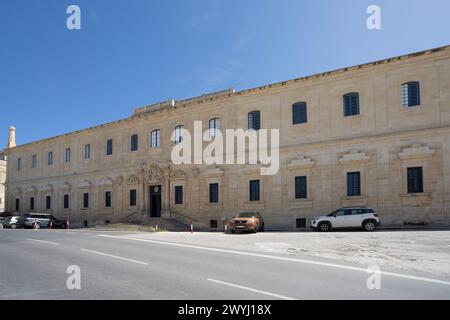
[22,213,67,229]
[229,211,265,233]
[3,216,24,229]
[310,207,380,232]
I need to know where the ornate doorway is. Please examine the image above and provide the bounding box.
[149,185,161,218]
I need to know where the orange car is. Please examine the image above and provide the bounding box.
[229,211,265,233]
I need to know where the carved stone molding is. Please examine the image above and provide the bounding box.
[201,166,224,177]
[39,184,53,192]
[287,154,315,170]
[399,144,435,161]
[99,177,114,186]
[25,186,37,194]
[170,169,187,181]
[79,180,92,189]
[12,187,22,196]
[126,174,140,185]
[339,150,370,165]
[61,182,72,191]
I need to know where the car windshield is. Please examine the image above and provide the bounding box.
[237,212,256,218]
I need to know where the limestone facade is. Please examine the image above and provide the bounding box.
[0,152,5,212]
[4,46,450,229]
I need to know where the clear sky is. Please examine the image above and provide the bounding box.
[1,0,449,146]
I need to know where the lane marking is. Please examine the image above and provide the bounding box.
[98,234,450,286]
[25,238,59,246]
[80,249,149,265]
[208,278,297,300]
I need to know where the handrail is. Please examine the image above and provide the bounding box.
[170,210,199,223]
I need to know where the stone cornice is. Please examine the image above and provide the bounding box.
[399,144,435,161]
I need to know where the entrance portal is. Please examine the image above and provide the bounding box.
[149,186,162,218]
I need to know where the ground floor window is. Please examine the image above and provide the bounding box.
[210,220,218,229]
[295,176,307,199]
[15,198,20,211]
[249,180,261,201]
[209,183,219,203]
[105,191,112,208]
[347,172,361,197]
[296,218,306,228]
[30,197,35,210]
[408,167,424,193]
[83,193,89,208]
[46,196,51,210]
[175,186,183,204]
[63,194,69,209]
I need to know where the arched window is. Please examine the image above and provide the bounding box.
[292,102,308,124]
[248,111,261,130]
[106,139,113,155]
[65,148,71,163]
[208,118,220,138]
[150,129,161,148]
[401,81,421,107]
[173,125,184,144]
[343,93,360,117]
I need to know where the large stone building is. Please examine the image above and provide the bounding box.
[0,151,6,212]
[4,46,450,229]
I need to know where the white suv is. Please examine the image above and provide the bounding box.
[310,207,380,232]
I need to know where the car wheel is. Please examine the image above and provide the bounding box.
[33,222,41,230]
[318,222,331,232]
[363,221,376,232]
[11,224,17,229]
[231,229,235,234]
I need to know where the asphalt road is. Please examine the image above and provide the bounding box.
[0,229,449,300]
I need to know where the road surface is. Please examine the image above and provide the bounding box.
[0,229,449,300]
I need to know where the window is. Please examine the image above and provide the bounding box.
[63,194,69,209]
[292,102,308,124]
[47,152,53,166]
[84,144,91,159]
[343,93,360,117]
[173,125,184,144]
[130,189,137,207]
[248,111,261,130]
[296,218,306,228]
[175,186,183,204]
[17,158,21,171]
[347,172,361,197]
[208,118,220,138]
[130,134,138,151]
[83,193,89,209]
[249,180,261,201]
[30,197,35,211]
[105,191,112,208]
[46,196,51,210]
[210,220,218,229]
[295,176,307,199]
[408,167,424,193]
[31,155,37,168]
[106,139,113,155]
[150,130,160,148]
[209,183,219,203]
[65,148,71,163]
[401,82,421,107]
[15,198,20,211]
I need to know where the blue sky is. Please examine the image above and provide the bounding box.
[1,0,449,146]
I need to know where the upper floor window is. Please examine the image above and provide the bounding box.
[130,134,138,152]
[407,167,424,193]
[150,130,161,148]
[106,139,113,156]
[84,144,91,159]
[47,152,53,166]
[343,93,360,117]
[83,193,89,209]
[173,125,184,145]
[175,186,183,204]
[248,111,261,130]
[295,176,307,199]
[208,118,220,138]
[31,155,37,168]
[401,81,421,107]
[130,189,137,207]
[16,158,22,171]
[46,196,51,210]
[209,183,219,203]
[105,191,112,208]
[65,148,71,163]
[292,102,308,125]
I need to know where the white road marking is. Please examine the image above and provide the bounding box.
[25,238,59,246]
[208,278,297,300]
[80,249,149,265]
[99,234,450,286]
